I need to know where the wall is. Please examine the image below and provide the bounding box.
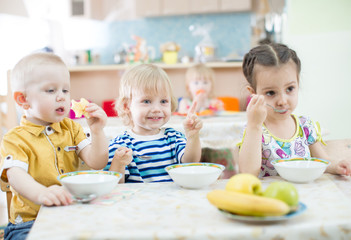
[100,13,251,64]
[284,0,351,140]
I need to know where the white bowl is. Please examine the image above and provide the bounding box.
[271,158,330,183]
[58,170,122,198]
[165,163,225,189]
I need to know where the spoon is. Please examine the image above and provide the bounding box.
[133,153,152,160]
[73,194,97,204]
[266,104,286,113]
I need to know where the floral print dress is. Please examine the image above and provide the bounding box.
[238,115,324,177]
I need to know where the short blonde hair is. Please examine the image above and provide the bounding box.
[11,52,68,93]
[185,63,216,98]
[116,64,177,126]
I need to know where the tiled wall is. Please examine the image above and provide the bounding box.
[100,13,251,64]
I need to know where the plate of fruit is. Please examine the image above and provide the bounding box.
[207,173,307,222]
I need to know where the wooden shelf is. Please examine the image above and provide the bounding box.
[68,62,243,72]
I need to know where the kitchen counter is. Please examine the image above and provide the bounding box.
[68,61,243,72]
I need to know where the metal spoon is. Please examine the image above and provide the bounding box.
[73,194,97,204]
[266,104,286,113]
[133,153,152,160]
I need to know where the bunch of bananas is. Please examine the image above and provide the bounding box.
[207,173,298,217]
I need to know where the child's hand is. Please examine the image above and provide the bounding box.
[183,100,203,138]
[246,94,267,128]
[37,185,72,206]
[112,146,133,167]
[193,90,207,111]
[334,159,351,176]
[85,103,108,133]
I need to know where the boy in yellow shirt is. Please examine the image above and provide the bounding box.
[0,52,109,239]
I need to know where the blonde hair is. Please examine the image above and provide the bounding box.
[11,52,68,93]
[116,64,177,126]
[185,63,216,98]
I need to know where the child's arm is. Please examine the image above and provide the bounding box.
[7,167,72,206]
[182,100,203,163]
[109,147,133,183]
[238,95,267,176]
[79,103,109,170]
[310,141,351,176]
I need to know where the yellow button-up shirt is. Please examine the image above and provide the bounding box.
[0,116,90,224]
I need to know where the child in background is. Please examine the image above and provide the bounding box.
[178,63,223,114]
[104,64,203,183]
[237,43,351,177]
[0,53,109,239]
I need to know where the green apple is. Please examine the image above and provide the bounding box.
[263,181,299,207]
[225,173,262,195]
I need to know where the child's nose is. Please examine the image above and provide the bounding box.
[56,93,66,101]
[277,93,288,105]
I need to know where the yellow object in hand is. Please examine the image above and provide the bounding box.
[71,98,90,118]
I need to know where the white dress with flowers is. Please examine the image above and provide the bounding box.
[238,115,324,177]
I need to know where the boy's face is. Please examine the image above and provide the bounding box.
[188,76,212,100]
[24,64,71,126]
[254,61,299,120]
[128,88,171,135]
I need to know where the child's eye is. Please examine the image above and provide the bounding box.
[46,89,55,93]
[161,99,169,104]
[63,89,69,94]
[142,100,151,104]
[286,86,295,93]
[266,91,275,96]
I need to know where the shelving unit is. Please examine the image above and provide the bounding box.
[69,62,249,111]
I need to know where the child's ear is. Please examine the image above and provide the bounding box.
[14,92,30,110]
[246,86,256,95]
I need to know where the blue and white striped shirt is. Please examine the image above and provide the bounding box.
[105,127,187,183]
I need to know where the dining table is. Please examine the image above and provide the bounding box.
[75,112,248,150]
[27,173,351,240]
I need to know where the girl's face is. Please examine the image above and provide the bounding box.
[253,61,299,119]
[128,89,172,135]
[24,65,71,126]
[188,76,212,99]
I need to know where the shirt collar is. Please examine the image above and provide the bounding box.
[20,116,63,136]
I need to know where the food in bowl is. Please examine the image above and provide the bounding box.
[58,170,122,198]
[165,163,225,189]
[271,158,330,183]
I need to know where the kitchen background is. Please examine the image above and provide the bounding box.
[0,0,350,140]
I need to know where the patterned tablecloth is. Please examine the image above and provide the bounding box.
[76,112,247,150]
[27,174,351,240]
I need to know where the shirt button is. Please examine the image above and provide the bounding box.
[47,127,52,131]
[86,133,91,138]
[57,147,61,151]
[61,169,64,174]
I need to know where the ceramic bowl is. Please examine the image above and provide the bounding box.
[165,163,225,189]
[271,158,330,183]
[58,170,122,198]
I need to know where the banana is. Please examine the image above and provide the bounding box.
[207,189,290,217]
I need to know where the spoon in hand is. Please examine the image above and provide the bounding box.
[266,104,286,113]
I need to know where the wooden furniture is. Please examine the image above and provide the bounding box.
[69,62,250,111]
[27,173,351,239]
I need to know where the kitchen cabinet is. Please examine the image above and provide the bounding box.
[219,0,252,12]
[68,62,250,111]
[134,0,161,17]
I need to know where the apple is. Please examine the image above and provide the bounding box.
[263,181,299,207]
[225,173,262,195]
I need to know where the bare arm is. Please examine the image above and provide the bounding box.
[7,167,72,206]
[238,95,266,176]
[182,100,203,163]
[109,147,133,183]
[79,103,109,169]
[310,141,351,176]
